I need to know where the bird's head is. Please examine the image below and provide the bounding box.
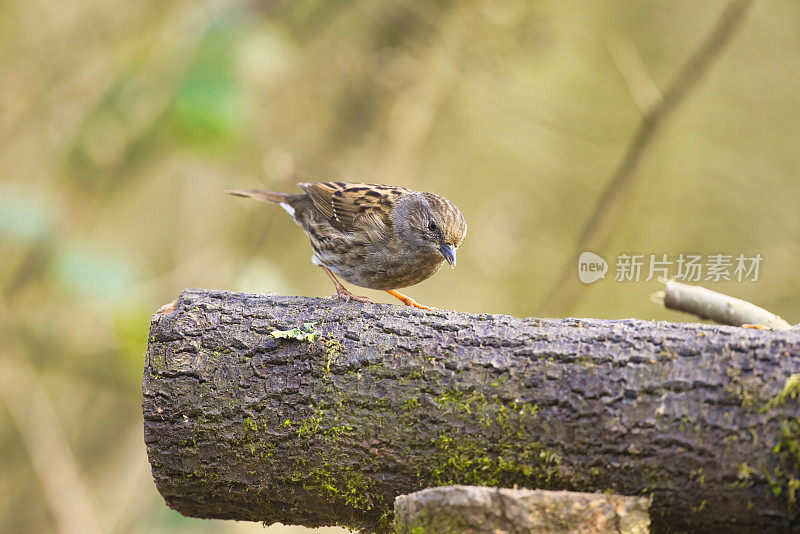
[394,192,467,268]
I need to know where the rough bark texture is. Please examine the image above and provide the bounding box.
[393,486,650,533]
[143,288,800,533]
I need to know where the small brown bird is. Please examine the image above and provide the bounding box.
[228,182,467,310]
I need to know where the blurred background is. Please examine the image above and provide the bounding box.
[1,0,798,532]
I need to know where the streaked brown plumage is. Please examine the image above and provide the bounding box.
[227,182,467,309]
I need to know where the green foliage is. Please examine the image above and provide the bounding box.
[167,23,249,148]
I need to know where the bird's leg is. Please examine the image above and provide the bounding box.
[321,266,372,303]
[384,289,437,311]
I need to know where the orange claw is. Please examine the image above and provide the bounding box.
[384,289,437,311]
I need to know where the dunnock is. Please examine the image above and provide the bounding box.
[228,182,467,310]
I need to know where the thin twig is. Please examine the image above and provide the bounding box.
[606,34,663,115]
[539,0,758,316]
[655,280,792,330]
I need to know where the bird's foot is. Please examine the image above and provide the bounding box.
[321,266,372,303]
[332,286,372,304]
[384,289,437,311]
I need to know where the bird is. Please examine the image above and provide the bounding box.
[227,181,467,310]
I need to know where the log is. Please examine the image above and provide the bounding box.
[142,288,800,533]
[393,486,651,533]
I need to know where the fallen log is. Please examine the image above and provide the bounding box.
[142,288,800,532]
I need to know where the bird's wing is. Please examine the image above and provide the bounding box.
[299,182,407,234]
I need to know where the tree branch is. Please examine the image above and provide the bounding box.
[655,280,793,330]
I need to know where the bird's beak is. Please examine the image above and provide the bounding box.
[440,243,457,268]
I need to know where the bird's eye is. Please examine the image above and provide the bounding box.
[427,220,437,231]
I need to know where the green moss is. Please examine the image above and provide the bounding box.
[291,360,516,526]
[427,428,563,487]
[297,414,322,438]
[179,436,198,455]
[418,387,562,489]
[737,462,753,483]
[175,468,221,486]
[281,399,379,523]
[200,347,233,358]
[214,353,570,530]
[302,465,378,511]
[659,349,678,360]
[725,366,767,410]
[690,467,706,486]
[772,374,800,408]
[323,339,343,374]
[223,413,279,463]
[574,354,597,368]
[147,342,167,374]
[763,374,800,505]
[691,499,708,513]
[402,397,420,410]
[433,388,540,430]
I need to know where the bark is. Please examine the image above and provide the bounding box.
[393,486,650,533]
[142,288,800,533]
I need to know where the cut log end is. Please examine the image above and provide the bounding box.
[394,486,651,534]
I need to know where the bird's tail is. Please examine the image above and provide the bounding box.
[227,188,302,220]
[226,189,291,204]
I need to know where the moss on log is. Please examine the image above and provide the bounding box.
[142,289,800,532]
